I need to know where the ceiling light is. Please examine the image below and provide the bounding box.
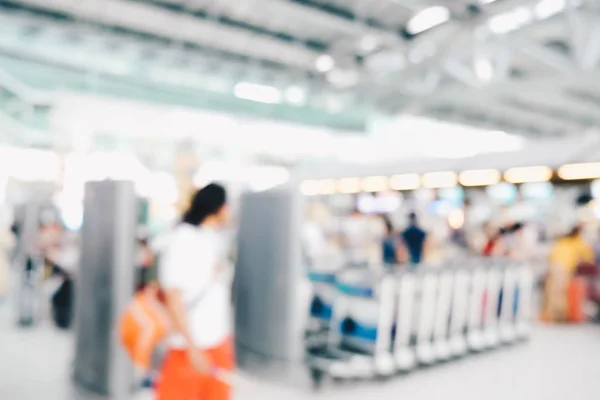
[406,6,450,35]
[318,179,337,195]
[422,171,457,188]
[359,35,379,52]
[234,82,282,104]
[474,58,494,82]
[558,163,600,180]
[326,69,360,88]
[316,54,335,73]
[504,166,552,183]
[337,177,361,194]
[534,0,566,19]
[361,176,388,192]
[389,173,420,190]
[488,7,533,34]
[284,86,307,106]
[459,169,501,187]
[300,180,320,196]
[479,0,499,4]
[448,209,465,230]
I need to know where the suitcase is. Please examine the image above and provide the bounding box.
[567,277,586,323]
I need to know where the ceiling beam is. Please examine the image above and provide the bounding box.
[11,0,322,71]
[482,79,600,124]
[423,87,584,134]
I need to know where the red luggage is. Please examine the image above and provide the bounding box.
[567,277,586,323]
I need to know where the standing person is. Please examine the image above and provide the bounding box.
[543,225,595,322]
[0,225,15,302]
[157,183,233,400]
[482,223,504,257]
[398,212,429,265]
[136,237,155,291]
[381,216,397,265]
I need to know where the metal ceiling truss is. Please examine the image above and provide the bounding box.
[375,0,600,137]
[1,0,599,137]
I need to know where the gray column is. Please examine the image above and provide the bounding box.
[73,180,137,399]
[234,188,310,386]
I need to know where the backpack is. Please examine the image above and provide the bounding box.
[119,284,171,371]
[119,280,212,372]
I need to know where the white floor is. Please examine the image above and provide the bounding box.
[1,301,599,400]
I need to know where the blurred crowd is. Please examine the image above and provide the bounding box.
[303,203,600,324]
[0,197,599,328]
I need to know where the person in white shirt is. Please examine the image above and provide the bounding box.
[157,183,233,400]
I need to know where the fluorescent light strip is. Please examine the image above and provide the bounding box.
[406,6,450,35]
[535,0,566,19]
[422,171,457,189]
[318,179,336,195]
[558,162,600,180]
[300,180,320,196]
[234,82,282,104]
[337,177,361,194]
[488,7,533,34]
[284,86,307,105]
[361,176,388,192]
[389,173,420,190]
[504,166,552,183]
[459,169,501,187]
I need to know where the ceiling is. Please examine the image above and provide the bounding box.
[1,0,600,139]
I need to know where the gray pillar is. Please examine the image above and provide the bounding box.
[73,180,137,399]
[234,188,311,386]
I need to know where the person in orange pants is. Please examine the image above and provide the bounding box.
[156,338,234,400]
[158,184,234,400]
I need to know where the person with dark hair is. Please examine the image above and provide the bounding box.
[157,183,233,400]
[136,237,155,292]
[398,212,429,265]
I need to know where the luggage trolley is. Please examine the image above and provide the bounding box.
[307,269,396,381]
[499,262,519,344]
[482,261,503,349]
[432,268,455,361]
[394,272,418,372]
[467,261,487,352]
[414,268,440,365]
[515,264,534,340]
[307,271,337,330]
[448,266,470,357]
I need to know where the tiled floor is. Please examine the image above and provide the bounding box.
[1,301,599,400]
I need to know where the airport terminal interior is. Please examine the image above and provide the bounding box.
[2,0,600,399]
